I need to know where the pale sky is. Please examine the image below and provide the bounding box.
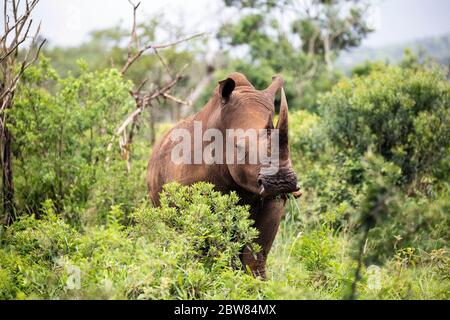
[28,0,450,48]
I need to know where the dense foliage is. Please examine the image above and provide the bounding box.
[0,0,448,301]
[0,183,261,299]
[9,58,145,226]
[0,54,448,300]
[320,64,450,184]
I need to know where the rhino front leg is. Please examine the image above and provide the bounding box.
[241,197,286,280]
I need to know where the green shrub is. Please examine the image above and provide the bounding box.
[0,183,262,300]
[287,110,364,232]
[348,151,450,264]
[9,58,146,225]
[364,187,450,264]
[132,182,259,269]
[292,228,338,273]
[289,110,324,161]
[320,65,450,184]
[2,51,448,302]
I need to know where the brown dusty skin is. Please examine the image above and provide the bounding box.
[147,72,299,279]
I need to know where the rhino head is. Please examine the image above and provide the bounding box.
[216,72,299,198]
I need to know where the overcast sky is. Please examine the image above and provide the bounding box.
[31,0,450,48]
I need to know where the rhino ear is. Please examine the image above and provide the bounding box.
[218,78,235,102]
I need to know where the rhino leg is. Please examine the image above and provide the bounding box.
[241,197,286,280]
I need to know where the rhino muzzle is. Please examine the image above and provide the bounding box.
[257,167,299,197]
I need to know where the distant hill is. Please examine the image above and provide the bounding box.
[336,33,450,72]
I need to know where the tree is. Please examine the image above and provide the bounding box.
[105,1,203,172]
[0,0,45,225]
[218,0,373,111]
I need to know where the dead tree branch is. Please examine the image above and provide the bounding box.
[1,0,45,225]
[153,48,172,76]
[119,2,203,76]
[106,1,203,171]
[119,32,203,75]
[163,92,191,106]
[115,64,188,139]
[106,65,188,166]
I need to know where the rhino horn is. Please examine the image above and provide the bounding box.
[276,87,289,161]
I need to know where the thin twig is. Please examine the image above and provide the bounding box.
[153,48,172,77]
[120,32,203,75]
[106,64,189,161]
[163,92,191,105]
[115,64,188,137]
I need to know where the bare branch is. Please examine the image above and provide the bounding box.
[1,18,45,102]
[11,0,39,45]
[0,40,45,102]
[115,65,188,136]
[163,92,191,106]
[151,33,205,50]
[0,18,33,63]
[135,77,149,94]
[0,0,40,61]
[3,0,8,36]
[127,0,141,55]
[154,48,172,76]
[0,13,27,44]
[108,1,203,170]
[0,0,43,224]
[120,32,203,75]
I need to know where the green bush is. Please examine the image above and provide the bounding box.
[320,65,450,184]
[2,49,448,301]
[365,191,450,262]
[0,183,262,300]
[283,106,449,299]
[287,109,365,233]
[289,110,324,161]
[9,58,146,225]
[361,166,450,264]
[343,151,449,299]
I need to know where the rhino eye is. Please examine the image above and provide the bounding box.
[235,142,245,151]
[235,142,247,161]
